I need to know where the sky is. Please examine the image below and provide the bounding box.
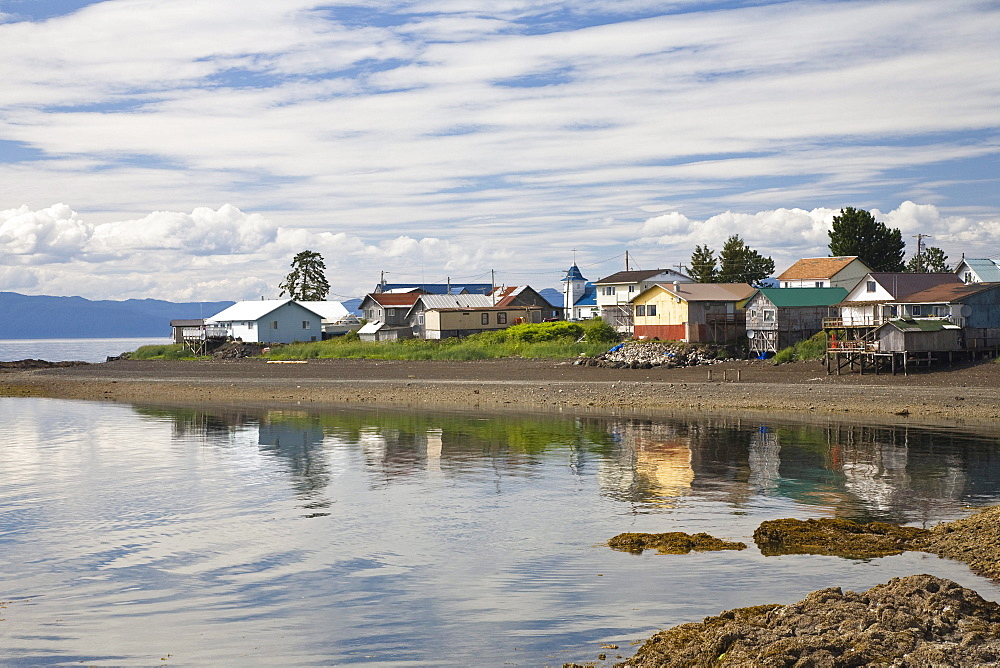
[0,0,998,303]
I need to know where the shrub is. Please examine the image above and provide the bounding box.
[581,318,619,344]
[773,331,827,364]
[131,344,192,360]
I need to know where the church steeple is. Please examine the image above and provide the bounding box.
[561,263,587,317]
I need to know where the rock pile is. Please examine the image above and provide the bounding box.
[575,341,736,369]
[212,342,266,359]
[611,574,1000,668]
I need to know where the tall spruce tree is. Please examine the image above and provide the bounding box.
[689,245,718,283]
[716,235,775,287]
[279,250,330,301]
[828,207,905,272]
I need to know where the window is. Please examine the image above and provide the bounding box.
[628,285,635,293]
[814,281,824,287]
[248,321,254,329]
[270,320,278,329]
[602,286,616,296]
[635,304,646,316]
[482,313,489,325]
[647,305,656,316]
[964,272,973,283]
[302,320,310,329]
[418,314,425,325]
[763,310,775,323]
[866,281,877,292]
[387,308,395,317]
[497,312,507,324]
[783,282,790,288]
[912,305,922,316]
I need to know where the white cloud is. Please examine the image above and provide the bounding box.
[0,265,39,290]
[0,203,93,262]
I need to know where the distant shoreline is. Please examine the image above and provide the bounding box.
[3,357,1000,424]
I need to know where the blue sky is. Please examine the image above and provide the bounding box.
[1,0,998,301]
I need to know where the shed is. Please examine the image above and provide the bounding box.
[876,319,962,353]
[357,320,411,342]
[745,287,847,355]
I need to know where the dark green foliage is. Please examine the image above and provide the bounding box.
[689,244,718,283]
[828,207,905,272]
[279,250,331,301]
[773,331,827,364]
[905,246,950,273]
[716,235,775,286]
[580,317,619,344]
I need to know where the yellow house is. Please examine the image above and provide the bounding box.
[631,283,755,342]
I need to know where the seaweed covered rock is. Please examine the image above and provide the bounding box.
[608,532,746,555]
[753,517,931,559]
[618,574,1000,668]
[911,505,1000,580]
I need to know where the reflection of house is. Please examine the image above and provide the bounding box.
[745,287,846,356]
[955,258,1000,284]
[777,256,871,290]
[632,282,755,343]
[595,269,693,333]
[561,263,600,320]
[208,299,323,344]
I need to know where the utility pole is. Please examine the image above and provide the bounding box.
[913,234,932,271]
[625,250,630,272]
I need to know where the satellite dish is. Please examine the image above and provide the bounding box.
[960,305,973,317]
[746,329,755,339]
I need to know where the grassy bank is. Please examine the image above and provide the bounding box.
[265,320,619,361]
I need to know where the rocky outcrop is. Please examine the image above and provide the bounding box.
[575,341,738,369]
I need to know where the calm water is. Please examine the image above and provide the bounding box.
[2,399,1000,666]
[0,338,171,363]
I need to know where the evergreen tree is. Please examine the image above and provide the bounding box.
[688,245,718,283]
[279,250,330,301]
[716,235,775,286]
[905,246,950,273]
[828,207,905,272]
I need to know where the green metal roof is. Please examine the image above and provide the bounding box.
[880,318,960,332]
[754,287,847,307]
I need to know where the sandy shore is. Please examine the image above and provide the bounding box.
[3,356,1000,423]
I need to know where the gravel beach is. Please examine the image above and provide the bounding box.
[3,356,1000,424]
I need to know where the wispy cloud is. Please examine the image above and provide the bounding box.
[0,0,997,300]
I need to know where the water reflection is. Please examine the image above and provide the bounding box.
[4,398,1000,667]
[136,405,1000,525]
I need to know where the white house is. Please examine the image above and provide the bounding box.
[834,272,961,327]
[208,299,323,344]
[298,300,361,336]
[776,256,871,290]
[594,268,693,332]
[955,258,1000,284]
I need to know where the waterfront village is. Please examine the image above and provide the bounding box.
[171,254,1000,376]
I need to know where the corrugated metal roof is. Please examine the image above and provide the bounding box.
[755,287,847,307]
[961,259,1000,282]
[880,319,961,332]
[369,293,422,307]
[893,282,1000,303]
[777,256,864,280]
[646,282,755,302]
[298,301,350,320]
[596,269,690,284]
[209,299,293,321]
[418,294,494,310]
[866,272,961,299]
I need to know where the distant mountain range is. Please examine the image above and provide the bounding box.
[0,288,562,340]
[0,292,235,339]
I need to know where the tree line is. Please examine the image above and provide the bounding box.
[688,206,951,285]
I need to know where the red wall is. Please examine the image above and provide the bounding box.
[634,324,688,341]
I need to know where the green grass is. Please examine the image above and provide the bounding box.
[773,331,828,364]
[131,343,197,360]
[264,319,620,361]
